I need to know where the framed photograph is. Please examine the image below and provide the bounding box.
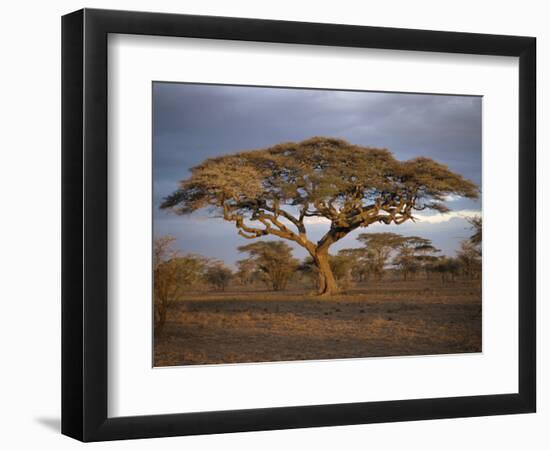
[61,8,536,441]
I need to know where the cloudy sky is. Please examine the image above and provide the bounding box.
[153,82,482,267]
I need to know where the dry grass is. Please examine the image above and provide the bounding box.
[154,280,481,366]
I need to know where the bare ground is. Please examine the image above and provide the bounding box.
[154,280,481,366]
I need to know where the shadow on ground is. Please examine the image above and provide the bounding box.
[35,417,61,433]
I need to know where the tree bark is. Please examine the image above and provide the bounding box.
[314,250,339,296]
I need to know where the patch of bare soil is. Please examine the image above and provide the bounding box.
[154,280,481,366]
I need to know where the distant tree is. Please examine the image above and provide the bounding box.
[393,236,439,281]
[355,232,406,280]
[421,254,443,280]
[329,254,354,283]
[161,137,479,295]
[235,258,257,286]
[457,240,481,280]
[415,244,443,279]
[338,247,373,282]
[153,236,207,335]
[431,256,461,283]
[171,255,209,286]
[237,241,298,291]
[204,262,233,291]
[153,236,178,335]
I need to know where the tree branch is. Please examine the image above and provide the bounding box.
[223,201,315,251]
[316,197,416,253]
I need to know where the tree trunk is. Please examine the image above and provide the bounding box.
[314,251,339,296]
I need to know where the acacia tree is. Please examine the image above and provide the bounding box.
[162,137,478,295]
[431,256,461,283]
[457,240,481,280]
[238,241,298,291]
[355,232,406,280]
[393,236,439,281]
[204,262,233,291]
[328,255,354,286]
[236,258,257,286]
[338,247,373,282]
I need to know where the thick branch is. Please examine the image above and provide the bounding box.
[261,203,306,234]
[316,198,415,253]
[223,201,315,251]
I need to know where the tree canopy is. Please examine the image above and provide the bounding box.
[356,232,408,279]
[392,236,440,280]
[204,262,233,291]
[162,137,477,235]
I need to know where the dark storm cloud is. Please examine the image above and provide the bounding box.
[153,82,482,262]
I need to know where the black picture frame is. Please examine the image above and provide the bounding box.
[61,8,536,442]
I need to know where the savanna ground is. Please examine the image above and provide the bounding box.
[154,279,481,366]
